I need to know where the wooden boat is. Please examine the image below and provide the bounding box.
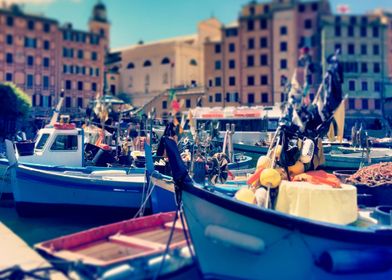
[35,212,194,279]
[155,137,392,280]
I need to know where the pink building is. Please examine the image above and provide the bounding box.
[204,0,331,107]
[0,3,109,117]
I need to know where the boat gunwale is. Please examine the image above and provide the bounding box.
[182,182,392,245]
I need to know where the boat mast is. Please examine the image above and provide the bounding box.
[48,89,65,126]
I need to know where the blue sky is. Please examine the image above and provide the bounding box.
[10,0,392,49]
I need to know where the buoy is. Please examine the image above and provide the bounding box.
[259,168,281,188]
[235,188,255,204]
[247,167,264,188]
[288,161,305,177]
[257,156,271,169]
[255,188,267,207]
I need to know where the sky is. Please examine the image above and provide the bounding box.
[5,0,392,49]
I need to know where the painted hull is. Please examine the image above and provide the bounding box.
[322,151,392,170]
[11,165,148,217]
[182,183,392,280]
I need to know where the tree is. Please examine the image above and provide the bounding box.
[0,83,32,138]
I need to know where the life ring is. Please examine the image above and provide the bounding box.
[54,123,76,130]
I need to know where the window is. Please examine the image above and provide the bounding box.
[304,19,312,29]
[44,40,50,50]
[247,76,255,86]
[6,53,13,64]
[260,19,267,29]
[298,4,305,12]
[77,81,83,91]
[229,76,236,86]
[225,28,238,37]
[263,5,269,13]
[43,57,50,68]
[226,93,231,102]
[374,63,380,73]
[65,97,72,108]
[335,43,342,53]
[43,76,49,90]
[215,44,221,53]
[249,6,255,15]
[335,26,341,37]
[372,26,379,38]
[247,55,254,67]
[361,81,368,91]
[24,37,37,48]
[26,74,34,88]
[162,100,167,109]
[374,81,381,92]
[373,45,380,55]
[234,92,239,102]
[229,43,235,52]
[348,26,354,37]
[348,44,355,55]
[348,80,355,91]
[43,23,50,33]
[77,50,84,59]
[280,59,287,69]
[360,27,367,37]
[229,59,236,69]
[349,98,355,109]
[27,56,34,66]
[260,37,267,48]
[5,73,12,81]
[6,16,13,27]
[110,85,116,95]
[311,3,318,11]
[27,20,35,30]
[162,72,168,84]
[215,93,222,102]
[76,97,83,108]
[261,93,268,103]
[260,54,268,66]
[65,80,72,90]
[361,63,368,73]
[208,79,213,87]
[280,26,287,35]
[215,77,222,87]
[91,82,97,91]
[247,93,254,104]
[362,99,368,110]
[190,59,198,66]
[260,75,268,85]
[375,99,381,109]
[248,38,255,49]
[186,99,191,108]
[280,42,287,52]
[127,62,135,69]
[161,57,170,64]
[215,60,221,70]
[247,20,254,31]
[36,133,50,150]
[96,68,100,77]
[208,96,213,103]
[75,66,79,74]
[6,35,13,45]
[91,52,98,61]
[51,135,78,151]
[361,44,367,55]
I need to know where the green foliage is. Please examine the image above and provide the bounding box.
[0,83,31,120]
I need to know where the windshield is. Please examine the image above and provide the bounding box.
[35,133,50,150]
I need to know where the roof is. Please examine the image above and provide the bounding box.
[111,34,198,53]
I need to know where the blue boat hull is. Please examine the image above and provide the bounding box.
[182,183,392,280]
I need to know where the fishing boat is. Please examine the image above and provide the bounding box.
[35,212,195,279]
[151,53,392,279]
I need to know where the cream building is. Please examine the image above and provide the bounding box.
[107,18,221,107]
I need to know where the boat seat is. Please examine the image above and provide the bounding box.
[109,234,166,250]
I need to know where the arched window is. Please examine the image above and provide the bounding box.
[111,66,119,73]
[190,59,197,66]
[143,60,152,67]
[127,62,134,69]
[161,57,170,64]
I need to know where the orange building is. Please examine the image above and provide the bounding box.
[0,2,109,117]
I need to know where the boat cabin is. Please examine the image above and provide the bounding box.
[17,123,84,167]
[191,106,282,145]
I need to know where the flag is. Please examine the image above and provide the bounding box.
[168,89,176,101]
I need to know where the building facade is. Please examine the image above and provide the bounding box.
[106,18,221,111]
[320,13,390,125]
[204,0,331,107]
[0,3,109,117]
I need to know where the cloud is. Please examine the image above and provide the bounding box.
[3,0,81,5]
